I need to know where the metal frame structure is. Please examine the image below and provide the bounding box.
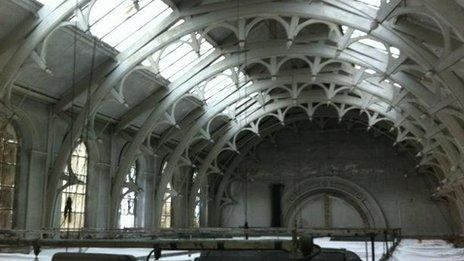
[0,227,402,261]
[1,0,464,230]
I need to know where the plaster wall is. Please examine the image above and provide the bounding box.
[221,125,455,236]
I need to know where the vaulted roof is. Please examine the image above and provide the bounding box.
[2,0,464,207]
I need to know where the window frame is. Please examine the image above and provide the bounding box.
[119,161,139,229]
[59,141,89,230]
[0,122,19,229]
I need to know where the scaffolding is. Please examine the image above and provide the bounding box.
[0,227,401,260]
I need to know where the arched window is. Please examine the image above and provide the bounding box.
[192,171,200,228]
[193,188,201,228]
[160,161,171,228]
[60,142,88,230]
[160,182,172,228]
[0,122,19,229]
[119,163,138,228]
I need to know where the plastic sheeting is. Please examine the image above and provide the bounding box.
[0,238,463,260]
[389,239,464,261]
[314,237,388,260]
[0,248,199,260]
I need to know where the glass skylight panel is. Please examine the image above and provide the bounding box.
[170,19,185,29]
[103,1,171,47]
[90,0,144,38]
[85,0,171,50]
[236,100,260,120]
[342,26,367,38]
[390,47,400,58]
[212,55,228,66]
[221,84,257,118]
[208,71,250,103]
[159,43,193,78]
[36,0,56,5]
[359,38,387,54]
[170,39,215,80]
[204,74,235,101]
[88,0,126,25]
[235,96,253,110]
[115,7,172,50]
[157,34,214,81]
[354,0,381,9]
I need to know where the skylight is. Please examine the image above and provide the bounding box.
[189,68,249,106]
[390,47,400,59]
[36,0,55,5]
[151,33,215,81]
[84,0,172,51]
[359,38,387,54]
[354,0,381,9]
[203,74,235,101]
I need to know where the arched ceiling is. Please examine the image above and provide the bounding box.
[2,0,464,215]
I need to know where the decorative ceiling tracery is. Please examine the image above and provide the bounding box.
[1,0,464,227]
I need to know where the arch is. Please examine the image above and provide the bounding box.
[119,161,138,229]
[288,191,370,228]
[0,105,39,229]
[387,7,451,57]
[186,96,441,222]
[59,141,89,230]
[245,16,290,39]
[117,142,151,228]
[282,177,387,228]
[192,170,201,228]
[160,180,173,228]
[0,120,19,229]
[293,19,342,41]
[31,2,464,230]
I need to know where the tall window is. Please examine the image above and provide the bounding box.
[193,188,201,228]
[0,122,19,229]
[60,142,88,230]
[192,171,200,228]
[159,160,172,228]
[119,163,137,228]
[160,182,172,228]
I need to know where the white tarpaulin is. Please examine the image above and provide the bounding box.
[0,238,463,260]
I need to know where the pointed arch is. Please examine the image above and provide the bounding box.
[0,120,19,229]
[119,162,138,229]
[60,141,88,230]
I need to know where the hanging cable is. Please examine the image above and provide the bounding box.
[244,162,249,240]
[63,0,80,237]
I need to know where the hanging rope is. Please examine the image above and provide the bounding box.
[63,0,80,235]
[244,163,249,240]
[60,0,98,234]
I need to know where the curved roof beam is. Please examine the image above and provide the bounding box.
[185,89,456,169]
[63,0,464,144]
[184,96,452,223]
[161,70,457,164]
[210,112,413,226]
[209,110,439,224]
[187,92,453,172]
[125,43,464,225]
[0,0,90,103]
[38,0,464,227]
[43,3,181,226]
[140,44,462,178]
